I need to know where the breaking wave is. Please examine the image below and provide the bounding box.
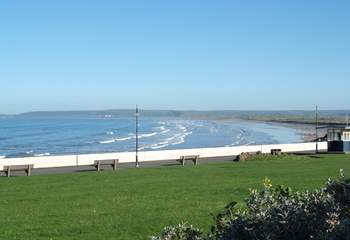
[150,143,169,149]
[115,136,133,141]
[99,139,116,144]
[160,129,170,134]
[99,136,134,144]
[34,153,50,157]
[138,132,158,138]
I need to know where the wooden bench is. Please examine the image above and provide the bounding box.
[93,159,118,171]
[2,164,34,177]
[271,149,282,155]
[178,155,199,166]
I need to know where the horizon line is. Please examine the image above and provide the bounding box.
[2,108,350,116]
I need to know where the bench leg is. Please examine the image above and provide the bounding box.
[194,158,198,166]
[113,159,117,171]
[94,161,101,171]
[182,158,185,166]
[27,166,31,176]
[97,161,101,171]
[7,169,10,178]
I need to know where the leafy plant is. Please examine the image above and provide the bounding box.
[152,223,206,240]
[153,171,350,240]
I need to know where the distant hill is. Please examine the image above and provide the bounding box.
[0,114,11,119]
[12,109,350,125]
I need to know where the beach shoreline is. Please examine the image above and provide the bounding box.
[212,118,324,142]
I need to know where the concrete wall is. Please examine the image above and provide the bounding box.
[0,142,327,170]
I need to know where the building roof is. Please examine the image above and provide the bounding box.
[317,124,347,129]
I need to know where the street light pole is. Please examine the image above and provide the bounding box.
[135,105,140,168]
[316,105,319,154]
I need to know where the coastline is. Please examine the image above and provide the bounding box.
[1,117,326,158]
[255,120,330,142]
[213,118,324,142]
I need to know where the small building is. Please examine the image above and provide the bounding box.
[327,127,350,153]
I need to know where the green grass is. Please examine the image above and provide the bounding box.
[0,154,349,240]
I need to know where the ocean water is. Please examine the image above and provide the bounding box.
[0,117,302,158]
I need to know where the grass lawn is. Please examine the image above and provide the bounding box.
[0,154,349,240]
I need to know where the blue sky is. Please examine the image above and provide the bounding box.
[0,0,349,114]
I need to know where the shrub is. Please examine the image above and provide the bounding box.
[153,172,350,240]
[213,182,341,239]
[325,169,350,217]
[151,223,206,240]
[213,175,350,240]
[235,153,306,162]
[324,169,350,239]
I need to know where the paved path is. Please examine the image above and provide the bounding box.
[1,151,321,177]
[0,156,236,177]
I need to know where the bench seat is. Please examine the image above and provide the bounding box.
[271,149,282,155]
[93,159,119,171]
[2,164,34,177]
[178,155,199,166]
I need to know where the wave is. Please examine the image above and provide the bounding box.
[99,135,134,144]
[228,128,249,146]
[34,153,50,157]
[115,136,133,141]
[157,141,170,145]
[139,139,170,150]
[160,129,170,134]
[99,139,116,144]
[150,143,169,149]
[228,140,242,146]
[126,132,159,139]
[106,131,114,135]
[0,155,5,159]
[155,126,171,134]
[171,139,185,145]
[246,140,256,145]
[177,124,187,132]
[239,129,246,134]
[163,130,192,146]
[154,126,166,131]
[173,131,192,145]
[138,132,158,138]
[165,133,182,142]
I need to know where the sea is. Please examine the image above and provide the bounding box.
[0,117,302,158]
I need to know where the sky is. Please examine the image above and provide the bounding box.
[0,0,349,114]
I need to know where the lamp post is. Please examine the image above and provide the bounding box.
[135,105,140,168]
[315,105,319,154]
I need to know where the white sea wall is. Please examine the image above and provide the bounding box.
[0,142,327,170]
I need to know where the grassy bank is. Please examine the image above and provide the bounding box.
[0,154,349,240]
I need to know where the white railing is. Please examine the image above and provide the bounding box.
[0,142,327,170]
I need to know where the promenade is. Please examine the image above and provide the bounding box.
[0,142,327,176]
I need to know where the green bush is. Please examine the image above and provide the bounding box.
[325,169,350,217]
[151,223,206,240]
[153,172,350,240]
[235,153,307,162]
[213,179,341,240]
